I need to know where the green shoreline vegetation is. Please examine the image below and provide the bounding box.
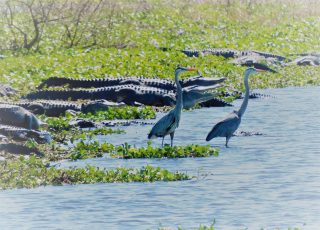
[0,156,189,190]
[0,0,319,189]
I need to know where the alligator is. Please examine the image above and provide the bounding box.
[181,48,240,58]
[229,55,278,72]
[0,100,126,117]
[199,98,233,107]
[181,48,289,62]
[69,119,155,129]
[238,50,289,62]
[0,143,43,157]
[0,124,51,143]
[0,104,46,130]
[25,84,222,108]
[286,55,320,66]
[288,53,320,57]
[0,84,16,97]
[37,75,225,91]
[222,91,274,99]
[183,91,218,109]
[81,100,126,113]
[26,85,176,106]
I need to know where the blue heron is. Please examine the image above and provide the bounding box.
[206,67,265,147]
[148,66,197,146]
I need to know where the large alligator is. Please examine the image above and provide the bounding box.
[182,48,289,63]
[229,55,278,72]
[181,48,240,58]
[0,104,46,130]
[199,97,233,107]
[286,55,320,66]
[69,119,155,129]
[0,100,126,117]
[26,85,175,106]
[238,50,289,62]
[0,124,51,143]
[25,84,222,108]
[221,91,273,100]
[38,75,225,90]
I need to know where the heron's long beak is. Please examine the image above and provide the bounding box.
[187,67,197,71]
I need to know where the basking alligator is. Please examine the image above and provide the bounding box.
[238,50,289,62]
[0,100,125,117]
[38,75,225,91]
[181,48,240,58]
[286,55,320,66]
[0,124,51,143]
[69,119,155,129]
[221,91,273,100]
[25,84,222,108]
[199,98,233,107]
[0,104,46,130]
[229,56,278,72]
[182,48,289,63]
[26,85,175,106]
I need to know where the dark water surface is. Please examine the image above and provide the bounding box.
[0,87,319,230]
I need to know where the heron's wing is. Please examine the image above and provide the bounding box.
[206,112,240,141]
[148,111,177,138]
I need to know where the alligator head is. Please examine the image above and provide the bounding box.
[182,91,217,109]
[25,113,47,130]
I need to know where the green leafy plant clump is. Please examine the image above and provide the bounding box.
[66,141,219,161]
[41,106,156,132]
[0,156,189,190]
[112,142,219,159]
[69,141,115,161]
[79,106,156,121]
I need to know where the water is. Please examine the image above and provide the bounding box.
[0,87,320,230]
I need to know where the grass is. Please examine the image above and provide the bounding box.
[0,156,189,190]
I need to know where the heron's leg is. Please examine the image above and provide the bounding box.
[161,137,165,147]
[225,136,231,148]
[170,132,175,147]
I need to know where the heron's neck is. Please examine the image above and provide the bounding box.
[175,71,183,112]
[238,71,250,117]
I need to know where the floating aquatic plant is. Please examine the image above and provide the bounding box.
[0,156,189,190]
[111,142,219,159]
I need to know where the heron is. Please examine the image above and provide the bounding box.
[148,66,197,147]
[206,67,265,147]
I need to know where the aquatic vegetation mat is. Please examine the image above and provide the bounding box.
[39,139,219,161]
[0,156,189,190]
[111,142,219,159]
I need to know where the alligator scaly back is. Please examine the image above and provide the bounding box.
[182,48,240,58]
[0,124,51,143]
[37,76,225,91]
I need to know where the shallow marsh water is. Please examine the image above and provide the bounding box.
[0,87,320,229]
